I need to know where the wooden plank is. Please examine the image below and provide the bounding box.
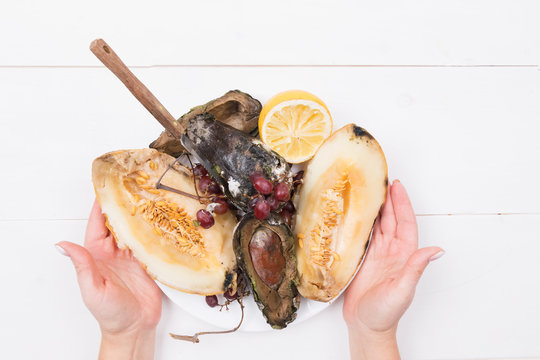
[1,215,538,359]
[1,67,539,220]
[399,214,540,359]
[1,0,539,66]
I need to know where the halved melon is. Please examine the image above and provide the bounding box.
[92,149,238,295]
[294,124,388,301]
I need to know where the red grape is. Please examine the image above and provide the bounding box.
[224,288,238,300]
[254,199,271,220]
[274,182,290,202]
[266,194,280,211]
[206,295,218,307]
[248,195,263,210]
[198,175,212,193]
[283,200,295,213]
[250,172,264,184]
[207,181,222,195]
[193,164,207,177]
[254,177,273,195]
[212,199,229,215]
[280,209,292,227]
[197,209,215,229]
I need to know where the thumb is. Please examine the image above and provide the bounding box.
[396,247,444,293]
[56,241,104,294]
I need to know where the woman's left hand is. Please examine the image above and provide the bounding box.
[343,180,444,359]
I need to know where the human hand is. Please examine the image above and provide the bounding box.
[56,200,162,360]
[343,180,444,359]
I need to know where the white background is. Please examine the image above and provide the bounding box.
[1,1,539,359]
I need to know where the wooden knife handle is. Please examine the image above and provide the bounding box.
[89,39,184,139]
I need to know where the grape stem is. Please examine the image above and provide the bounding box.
[155,153,212,203]
[185,154,204,203]
[169,297,245,343]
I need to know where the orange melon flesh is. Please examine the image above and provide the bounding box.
[92,149,237,295]
[294,124,388,302]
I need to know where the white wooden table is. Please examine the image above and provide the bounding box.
[1,1,539,359]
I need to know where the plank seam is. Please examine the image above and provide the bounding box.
[0,64,538,69]
[416,212,540,217]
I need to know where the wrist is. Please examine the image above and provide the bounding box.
[347,320,397,340]
[347,324,399,360]
[100,327,156,360]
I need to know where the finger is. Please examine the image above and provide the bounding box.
[395,246,444,294]
[85,199,109,247]
[101,234,119,255]
[369,216,387,255]
[391,180,418,244]
[372,214,383,240]
[56,241,105,293]
[380,184,396,235]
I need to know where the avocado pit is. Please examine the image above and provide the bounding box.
[249,227,285,289]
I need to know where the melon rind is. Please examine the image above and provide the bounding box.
[92,149,237,295]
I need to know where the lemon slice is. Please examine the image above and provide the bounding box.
[259,90,333,163]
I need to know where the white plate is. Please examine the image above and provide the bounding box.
[156,163,331,332]
[158,282,331,332]
[157,227,372,332]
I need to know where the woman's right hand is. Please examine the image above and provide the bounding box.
[343,180,444,359]
[56,200,162,360]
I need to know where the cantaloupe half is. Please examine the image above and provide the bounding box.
[92,149,238,295]
[294,124,388,302]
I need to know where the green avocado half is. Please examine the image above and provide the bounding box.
[233,213,300,329]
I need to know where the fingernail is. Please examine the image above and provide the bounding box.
[55,244,69,257]
[430,250,445,262]
[393,179,400,185]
